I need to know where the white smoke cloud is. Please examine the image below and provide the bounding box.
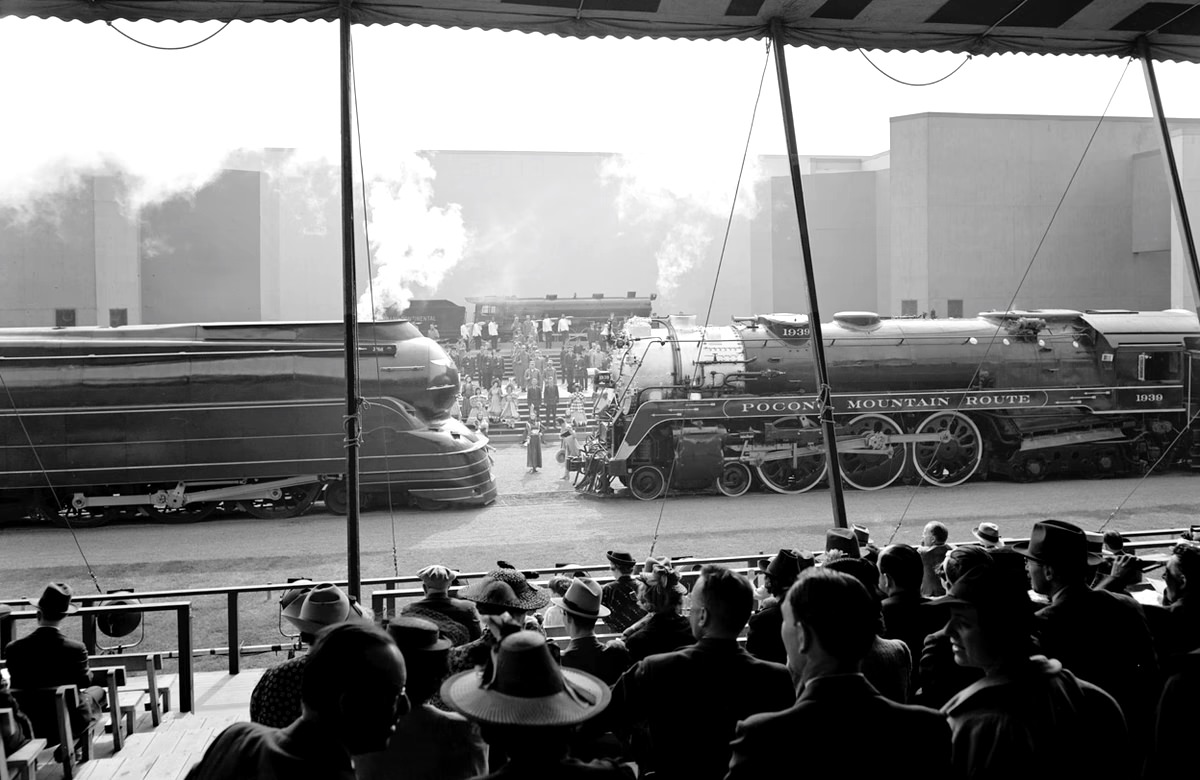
[600,149,764,312]
[356,153,470,320]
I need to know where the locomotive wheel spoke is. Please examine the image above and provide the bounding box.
[144,502,219,524]
[838,413,908,491]
[716,462,752,497]
[629,465,666,501]
[913,411,983,487]
[239,483,322,520]
[755,452,827,494]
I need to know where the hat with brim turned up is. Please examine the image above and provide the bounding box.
[441,630,610,727]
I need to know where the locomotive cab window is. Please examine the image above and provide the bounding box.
[1115,350,1180,383]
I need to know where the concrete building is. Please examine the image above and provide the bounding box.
[2,112,1199,330]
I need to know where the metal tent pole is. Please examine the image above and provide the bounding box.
[770,23,848,529]
[1139,38,1200,312]
[339,1,363,602]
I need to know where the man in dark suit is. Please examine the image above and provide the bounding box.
[1015,519,1158,736]
[878,543,931,697]
[727,569,950,779]
[4,583,105,739]
[559,578,632,685]
[401,564,481,644]
[1142,541,1200,668]
[607,566,794,780]
[746,548,812,664]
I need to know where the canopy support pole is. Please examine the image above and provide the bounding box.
[339,1,363,603]
[1139,39,1200,313]
[770,24,848,529]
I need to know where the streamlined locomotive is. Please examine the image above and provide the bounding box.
[582,309,1200,499]
[0,320,497,526]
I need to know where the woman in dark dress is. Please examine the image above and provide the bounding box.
[621,556,694,662]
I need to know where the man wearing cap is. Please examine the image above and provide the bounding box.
[746,549,812,664]
[357,617,487,780]
[608,566,793,780]
[251,583,367,728]
[1016,519,1157,742]
[970,521,1003,549]
[187,623,407,780]
[4,583,106,739]
[441,631,629,778]
[728,569,950,779]
[558,578,632,685]
[939,557,1129,779]
[600,551,642,634]
[401,564,480,645]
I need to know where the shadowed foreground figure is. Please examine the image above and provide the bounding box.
[939,556,1129,779]
[186,623,407,780]
[727,569,950,779]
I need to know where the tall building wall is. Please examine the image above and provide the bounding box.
[0,181,98,327]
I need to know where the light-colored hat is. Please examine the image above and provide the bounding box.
[972,522,1002,545]
[417,565,460,589]
[281,583,362,636]
[552,577,610,620]
[441,631,609,727]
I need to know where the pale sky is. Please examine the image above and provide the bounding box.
[3,16,1200,206]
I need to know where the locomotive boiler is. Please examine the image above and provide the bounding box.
[582,309,1200,499]
[0,320,497,526]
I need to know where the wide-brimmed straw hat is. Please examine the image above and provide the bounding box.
[30,583,79,617]
[552,577,610,620]
[281,582,362,635]
[441,630,610,727]
[459,569,550,611]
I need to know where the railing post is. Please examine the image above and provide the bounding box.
[81,613,98,654]
[371,592,384,622]
[177,604,194,713]
[227,592,240,675]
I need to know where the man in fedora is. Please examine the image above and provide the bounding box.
[188,622,408,780]
[1015,519,1157,743]
[823,527,861,561]
[971,521,1004,549]
[251,582,368,728]
[401,564,480,646]
[607,566,793,780]
[441,631,628,779]
[559,577,632,685]
[939,557,1128,779]
[4,583,106,740]
[727,569,950,779]
[600,550,642,634]
[746,548,813,664]
[357,617,487,780]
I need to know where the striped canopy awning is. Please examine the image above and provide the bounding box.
[2,1,1200,62]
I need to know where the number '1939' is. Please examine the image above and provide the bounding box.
[1136,393,1164,402]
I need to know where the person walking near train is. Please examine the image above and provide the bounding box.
[558,417,580,480]
[526,415,544,473]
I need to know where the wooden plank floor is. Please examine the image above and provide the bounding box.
[33,669,265,780]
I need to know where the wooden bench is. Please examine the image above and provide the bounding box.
[8,684,102,779]
[90,653,166,730]
[1,708,47,780]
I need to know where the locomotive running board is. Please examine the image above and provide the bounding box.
[71,475,322,510]
[1017,428,1126,451]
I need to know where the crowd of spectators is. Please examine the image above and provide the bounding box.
[6,517,1196,779]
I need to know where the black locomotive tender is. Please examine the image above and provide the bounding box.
[585,309,1200,499]
[0,320,496,526]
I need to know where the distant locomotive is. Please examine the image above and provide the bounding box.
[0,321,497,526]
[581,309,1200,499]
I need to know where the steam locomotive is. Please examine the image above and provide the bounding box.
[0,320,497,526]
[581,309,1200,499]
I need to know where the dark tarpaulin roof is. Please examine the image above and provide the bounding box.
[3,0,1200,62]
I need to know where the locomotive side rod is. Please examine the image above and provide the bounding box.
[770,21,849,528]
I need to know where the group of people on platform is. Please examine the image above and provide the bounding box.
[8,516,1195,779]
[442,315,628,353]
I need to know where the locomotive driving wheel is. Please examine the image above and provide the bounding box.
[716,462,753,497]
[838,414,908,491]
[239,483,322,520]
[755,451,827,494]
[629,465,666,501]
[144,502,220,524]
[912,411,983,487]
[323,480,349,515]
